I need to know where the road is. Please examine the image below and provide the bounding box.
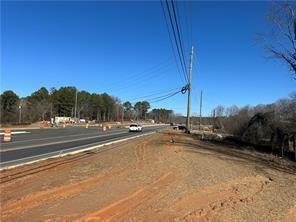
[0,125,167,168]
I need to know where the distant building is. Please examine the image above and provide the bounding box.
[54,116,71,124]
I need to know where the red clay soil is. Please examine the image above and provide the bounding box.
[1,131,296,221]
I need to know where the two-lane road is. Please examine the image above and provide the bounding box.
[0,125,168,168]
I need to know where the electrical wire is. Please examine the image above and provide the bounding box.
[160,0,186,84]
[106,66,176,95]
[171,0,188,79]
[146,84,188,103]
[146,90,180,102]
[129,87,181,102]
[164,0,188,83]
[149,90,181,103]
[175,1,188,53]
[100,58,174,92]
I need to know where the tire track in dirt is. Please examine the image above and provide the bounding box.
[77,171,175,222]
[1,174,105,220]
[1,162,147,220]
[134,142,147,162]
[1,137,158,220]
[168,175,272,221]
[1,135,155,189]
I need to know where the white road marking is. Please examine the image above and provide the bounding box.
[0,131,30,135]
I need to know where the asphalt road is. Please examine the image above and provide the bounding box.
[0,125,167,168]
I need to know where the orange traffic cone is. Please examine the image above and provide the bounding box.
[3,129,12,142]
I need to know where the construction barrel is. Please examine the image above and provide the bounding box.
[3,129,12,142]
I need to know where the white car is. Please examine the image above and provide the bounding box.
[129,124,142,132]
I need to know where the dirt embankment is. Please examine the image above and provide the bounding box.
[1,131,296,221]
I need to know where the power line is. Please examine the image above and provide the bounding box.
[147,84,188,103]
[127,84,188,104]
[101,59,175,93]
[104,60,172,90]
[164,0,188,83]
[160,0,186,84]
[147,90,181,102]
[175,1,188,53]
[129,87,181,102]
[122,57,172,81]
[107,67,176,95]
[150,91,181,103]
[170,0,188,80]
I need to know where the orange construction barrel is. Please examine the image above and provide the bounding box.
[3,129,12,142]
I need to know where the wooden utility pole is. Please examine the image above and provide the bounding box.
[18,105,22,124]
[121,107,124,123]
[199,90,203,130]
[74,89,78,120]
[186,46,194,132]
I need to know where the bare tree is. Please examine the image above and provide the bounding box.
[262,2,296,79]
[225,105,239,117]
[213,105,225,117]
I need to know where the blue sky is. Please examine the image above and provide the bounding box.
[1,1,295,116]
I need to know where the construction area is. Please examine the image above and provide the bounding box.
[1,130,295,221]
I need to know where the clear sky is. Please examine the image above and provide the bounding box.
[1,1,295,116]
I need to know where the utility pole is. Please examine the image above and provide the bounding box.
[74,89,78,121]
[121,107,124,123]
[186,46,194,132]
[18,104,22,124]
[199,90,203,130]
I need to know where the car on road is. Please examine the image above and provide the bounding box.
[129,124,142,132]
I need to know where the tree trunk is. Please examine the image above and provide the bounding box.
[293,135,296,161]
[96,111,100,122]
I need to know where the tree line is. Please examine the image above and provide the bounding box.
[0,87,174,124]
[206,92,296,159]
[210,92,296,136]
